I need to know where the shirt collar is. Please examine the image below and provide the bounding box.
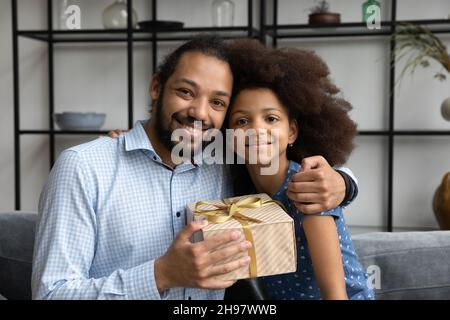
[124,120,155,153]
[125,120,220,167]
[124,120,216,168]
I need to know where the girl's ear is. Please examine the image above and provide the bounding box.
[150,75,161,101]
[288,119,299,145]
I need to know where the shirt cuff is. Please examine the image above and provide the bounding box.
[336,169,357,208]
[123,259,170,300]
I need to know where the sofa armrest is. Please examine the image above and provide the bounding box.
[352,231,450,300]
[0,211,37,300]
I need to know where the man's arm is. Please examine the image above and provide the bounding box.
[335,167,358,208]
[286,156,358,214]
[32,150,164,300]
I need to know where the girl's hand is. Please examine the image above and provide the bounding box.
[108,129,126,138]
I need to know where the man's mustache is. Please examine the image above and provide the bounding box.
[172,113,213,131]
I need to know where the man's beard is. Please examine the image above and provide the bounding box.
[154,97,214,159]
[154,97,175,153]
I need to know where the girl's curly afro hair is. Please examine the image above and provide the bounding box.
[227,39,358,167]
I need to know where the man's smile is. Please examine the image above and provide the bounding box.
[172,116,212,140]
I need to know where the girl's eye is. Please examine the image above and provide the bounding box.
[236,118,248,126]
[266,116,279,123]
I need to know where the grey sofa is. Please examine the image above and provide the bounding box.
[1,211,450,300]
[0,211,36,300]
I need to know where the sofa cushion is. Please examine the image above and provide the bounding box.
[0,211,37,300]
[352,231,450,300]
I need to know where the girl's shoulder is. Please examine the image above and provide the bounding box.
[288,160,302,175]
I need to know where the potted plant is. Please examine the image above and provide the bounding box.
[308,0,341,26]
[393,24,450,230]
[392,23,450,121]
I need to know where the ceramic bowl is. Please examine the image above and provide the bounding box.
[54,112,106,130]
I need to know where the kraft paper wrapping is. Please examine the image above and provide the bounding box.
[186,193,297,280]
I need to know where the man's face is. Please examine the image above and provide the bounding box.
[151,51,233,157]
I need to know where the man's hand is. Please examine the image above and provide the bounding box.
[287,156,346,214]
[108,129,126,138]
[154,220,252,292]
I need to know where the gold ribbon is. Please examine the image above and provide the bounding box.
[194,196,285,278]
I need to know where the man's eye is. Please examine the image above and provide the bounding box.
[178,89,193,97]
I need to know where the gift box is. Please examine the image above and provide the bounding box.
[186,193,297,280]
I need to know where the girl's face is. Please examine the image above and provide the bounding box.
[228,88,298,166]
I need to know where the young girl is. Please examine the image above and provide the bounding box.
[226,39,374,300]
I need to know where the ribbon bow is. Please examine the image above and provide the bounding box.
[194,196,283,278]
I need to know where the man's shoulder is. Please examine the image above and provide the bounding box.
[67,136,120,154]
[56,136,123,170]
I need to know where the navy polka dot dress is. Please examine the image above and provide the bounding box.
[260,161,374,300]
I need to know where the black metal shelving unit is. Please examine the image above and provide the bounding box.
[262,0,450,232]
[11,0,260,211]
[11,0,450,231]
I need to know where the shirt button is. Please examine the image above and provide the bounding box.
[176,212,181,218]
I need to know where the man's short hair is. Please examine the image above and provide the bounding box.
[156,35,232,92]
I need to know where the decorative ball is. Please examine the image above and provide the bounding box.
[441,97,450,121]
[102,0,138,29]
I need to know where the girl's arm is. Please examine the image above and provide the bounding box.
[303,215,348,300]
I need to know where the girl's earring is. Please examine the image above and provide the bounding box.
[288,143,293,148]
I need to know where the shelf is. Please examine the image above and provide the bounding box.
[264,19,450,39]
[396,19,450,34]
[359,130,450,136]
[17,20,450,42]
[18,130,450,136]
[20,130,109,135]
[265,21,392,38]
[17,27,260,43]
[390,130,450,136]
[359,130,390,136]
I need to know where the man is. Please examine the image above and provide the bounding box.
[32,36,358,300]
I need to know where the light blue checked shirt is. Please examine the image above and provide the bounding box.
[32,120,358,300]
[32,120,233,300]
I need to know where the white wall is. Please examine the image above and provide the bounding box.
[1,0,449,230]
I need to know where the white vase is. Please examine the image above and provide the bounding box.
[102,0,138,29]
[212,0,235,27]
[441,97,450,121]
